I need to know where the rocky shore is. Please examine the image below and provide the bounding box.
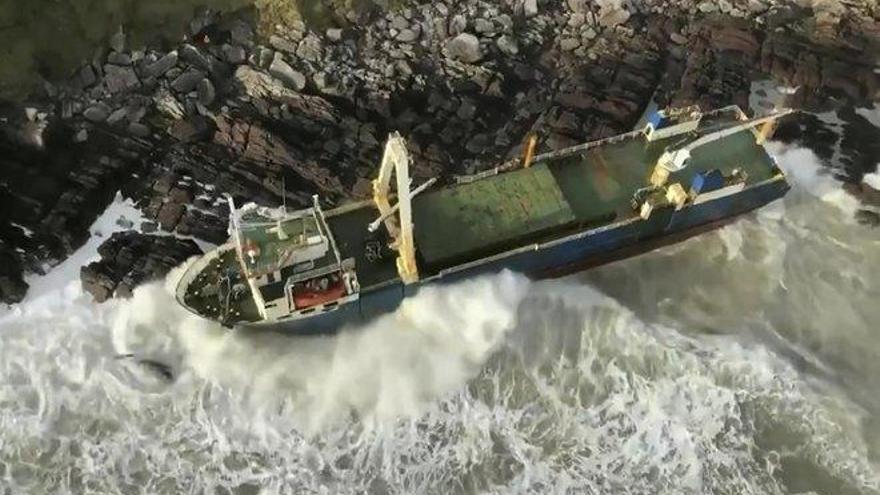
[2,0,880,304]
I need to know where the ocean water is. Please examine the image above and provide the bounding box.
[1,142,880,494]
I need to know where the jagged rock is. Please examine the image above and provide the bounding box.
[560,38,580,51]
[107,51,132,66]
[103,65,140,93]
[143,50,178,78]
[523,0,538,18]
[474,19,495,35]
[296,34,324,63]
[76,64,98,89]
[269,35,299,55]
[154,88,185,119]
[107,107,128,126]
[128,122,151,138]
[171,67,205,93]
[446,33,483,63]
[110,27,126,53]
[327,28,343,42]
[0,247,27,304]
[855,209,880,227]
[449,15,467,36]
[81,232,201,302]
[197,78,216,106]
[597,0,631,28]
[269,56,307,91]
[169,115,215,142]
[397,28,420,42]
[83,103,111,122]
[222,44,247,64]
[180,43,213,72]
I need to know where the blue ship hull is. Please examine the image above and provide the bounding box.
[245,177,789,334]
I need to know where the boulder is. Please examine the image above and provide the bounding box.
[446,33,483,63]
[170,68,205,93]
[497,35,519,56]
[197,78,216,106]
[143,51,179,78]
[83,103,111,122]
[269,56,307,91]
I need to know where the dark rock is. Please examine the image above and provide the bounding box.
[143,51,178,78]
[107,51,132,66]
[169,115,215,142]
[170,67,205,93]
[107,107,128,126]
[76,64,98,88]
[103,65,140,93]
[81,232,201,302]
[0,246,28,304]
[180,43,213,72]
[83,103,111,122]
[269,57,306,91]
[197,78,216,106]
[855,209,880,227]
[128,122,151,138]
[222,44,247,65]
[156,201,186,231]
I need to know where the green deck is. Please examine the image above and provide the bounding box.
[411,115,778,270]
[412,163,578,267]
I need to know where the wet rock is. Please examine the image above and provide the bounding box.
[855,209,880,227]
[222,44,246,65]
[110,27,126,53]
[107,51,132,66]
[76,64,98,89]
[0,247,27,304]
[169,115,215,143]
[446,33,483,63]
[83,103,111,122]
[128,122,151,138]
[106,107,128,126]
[103,65,140,93]
[197,78,216,106]
[143,51,178,78]
[180,43,213,72]
[269,56,306,91]
[81,232,202,302]
[171,67,205,93]
[154,88,185,119]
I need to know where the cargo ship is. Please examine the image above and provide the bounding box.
[175,105,793,332]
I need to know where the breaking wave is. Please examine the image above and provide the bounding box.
[1,144,880,493]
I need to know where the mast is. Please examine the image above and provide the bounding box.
[226,195,268,319]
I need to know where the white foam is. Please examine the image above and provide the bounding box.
[864,170,880,190]
[766,141,861,217]
[2,148,880,493]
